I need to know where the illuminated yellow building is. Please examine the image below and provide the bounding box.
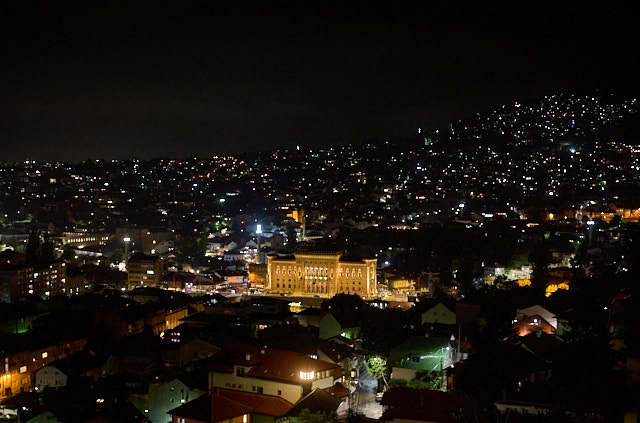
[62,230,111,247]
[286,209,305,224]
[266,248,377,297]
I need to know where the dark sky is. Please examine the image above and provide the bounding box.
[2,1,639,162]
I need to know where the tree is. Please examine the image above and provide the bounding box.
[61,244,75,261]
[321,293,366,313]
[111,248,124,266]
[25,229,41,265]
[177,236,206,260]
[529,240,551,297]
[285,221,298,252]
[366,355,389,391]
[4,236,23,252]
[40,233,55,263]
[408,369,446,390]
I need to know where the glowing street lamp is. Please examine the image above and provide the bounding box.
[256,224,262,264]
[123,237,131,270]
[587,219,595,246]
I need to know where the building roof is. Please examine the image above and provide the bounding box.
[422,303,456,324]
[246,349,341,383]
[516,305,557,329]
[169,392,251,423]
[128,251,159,262]
[286,387,343,417]
[37,350,107,378]
[317,339,355,364]
[388,336,455,372]
[214,388,293,416]
[208,346,341,384]
[169,389,293,422]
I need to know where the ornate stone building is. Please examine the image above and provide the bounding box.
[266,248,377,297]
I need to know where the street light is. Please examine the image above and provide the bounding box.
[123,237,130,270]
[256,224,262,264]
[587,219,595,246]
[348,367,358,412]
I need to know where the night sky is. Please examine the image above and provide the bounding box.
[2,2,639,162]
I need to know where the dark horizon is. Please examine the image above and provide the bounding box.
[2,2,639,162]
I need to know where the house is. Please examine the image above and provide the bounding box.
[35,351,106,391]
[379,387,461,423]
[514,305,557,337]
[388,336,457,382]
[0,334,82,398]
[178,339,221,367]
[207,346,342,405]
[168,388,293,423]
[316,339,358,372]
[421,303,456,326]
[319,312,360,340]
[223,249,244,263]
[293,307,325,328]
[147,374,208,423]
[294,309,360,340]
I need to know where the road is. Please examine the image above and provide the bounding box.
[351,366,385,419]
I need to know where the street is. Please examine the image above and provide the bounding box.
[351,365,384,419]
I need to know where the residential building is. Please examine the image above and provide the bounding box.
[421,303,456,326]
[148,375,208,423]
[0,261,67,303]
[388,336,458,382]
[127,252,163,288]
[34,351,105,391]
[208,347,342,405]
[0,335,85,398]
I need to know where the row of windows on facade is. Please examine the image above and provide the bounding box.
[275,267,368,278]
[226,381,279,396]
[275,280,363,286]
[235,367,331,380]
[15,352,49,373]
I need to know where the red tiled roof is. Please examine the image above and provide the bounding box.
[206,346,342,383]
[169,393,252,423]
[325,382,349,399]
[246,349,341,383]
[214,388,293,416]
[170,390,292,423]
[204,345,260,373]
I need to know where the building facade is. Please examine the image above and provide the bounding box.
[127,252,163,288]
[61,230,111,248]
[266,248,377,297]
[0,261,67,303]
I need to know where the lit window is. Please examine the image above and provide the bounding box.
[299,371,314,380]
[42,352,48,359]
[19,366,27,373]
